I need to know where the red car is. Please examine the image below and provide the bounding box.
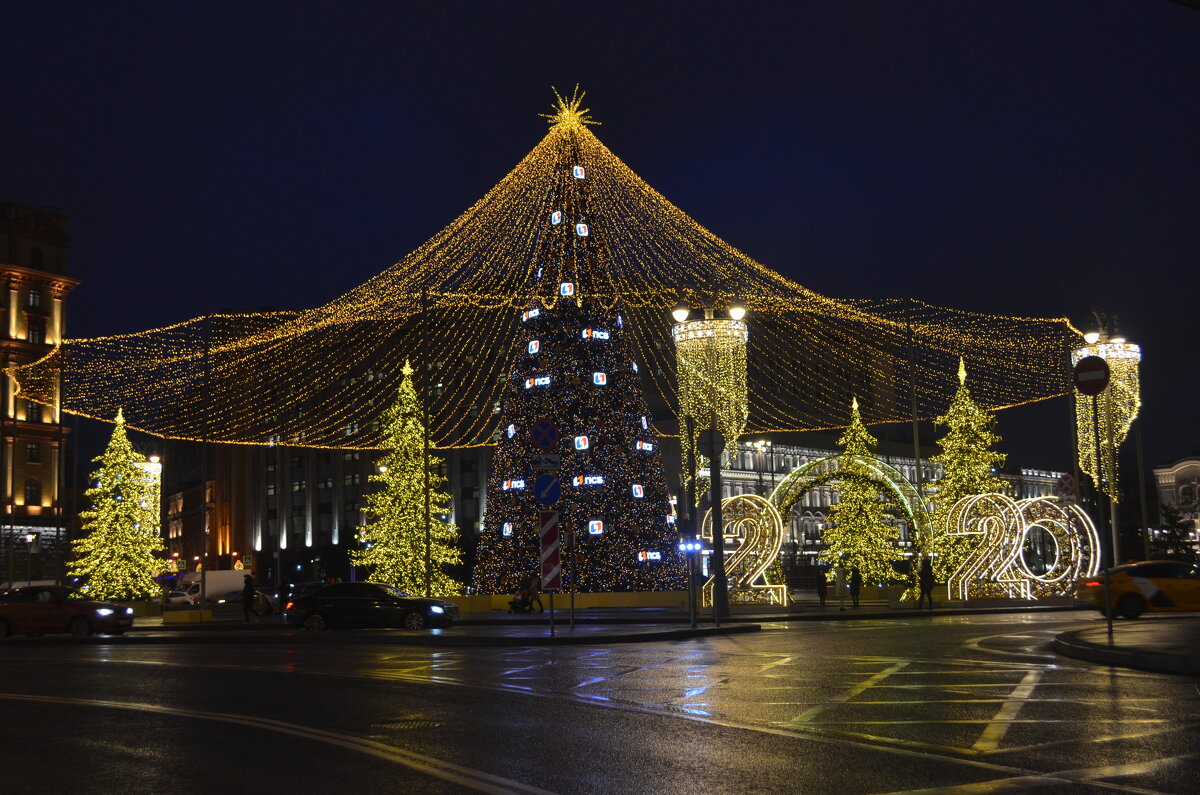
[0,585,134,638]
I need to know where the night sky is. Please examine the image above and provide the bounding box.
[3,1,1197,475]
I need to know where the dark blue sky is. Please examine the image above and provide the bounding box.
[3,1,1197,472]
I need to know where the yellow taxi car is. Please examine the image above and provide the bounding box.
[1075,560,1200,618]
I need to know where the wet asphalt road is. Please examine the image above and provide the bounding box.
[2,611,1198,794]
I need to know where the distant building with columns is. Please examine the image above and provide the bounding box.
[0,202,78,585]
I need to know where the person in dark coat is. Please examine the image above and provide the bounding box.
[917,557,935,609]
[815,569,828,607]
[849,566,862,608]
[242,574,262,623]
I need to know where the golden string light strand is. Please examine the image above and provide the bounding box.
[9,95,1081,449]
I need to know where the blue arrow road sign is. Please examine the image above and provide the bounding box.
[534,473,561,505]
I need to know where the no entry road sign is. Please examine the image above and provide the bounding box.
[1073,356,1110,396]
[539,511,561,590]
[1055,472,1077,498]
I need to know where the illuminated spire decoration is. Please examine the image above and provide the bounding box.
[927,358,1008,580]
[819,398,903,585]
[67,409,165,600]
[540,85,599,129]
[352,362,461,596]
[472,103,684,592]
[8,91,1079,454]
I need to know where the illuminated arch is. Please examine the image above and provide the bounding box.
[767,454,932,552]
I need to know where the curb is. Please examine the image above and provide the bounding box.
[10,623,762,648]
[1053,628,1200,677]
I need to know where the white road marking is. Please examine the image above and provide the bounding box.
[0,692,556,795]
[972,670,1042,752]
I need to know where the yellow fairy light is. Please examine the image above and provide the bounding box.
[672,314,748,485]
[1071,340,1141,500]
[6,91,1080,451]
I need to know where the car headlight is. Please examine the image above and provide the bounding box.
[430,605,445,614]
[125,607,134,615]
[95,608,114,616]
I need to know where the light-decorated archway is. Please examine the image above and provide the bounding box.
[696,454,930,604]
[768,454,932,553]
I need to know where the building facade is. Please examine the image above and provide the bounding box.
[0,202,78,586]
[1152,456,1200,546]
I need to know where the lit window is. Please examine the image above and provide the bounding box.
[588,520,604,535]
[551,210,562,225]
[507,424,516,438]
[27,289,41,309]
[528,340,540,354]
[574,435,589,450]
[503,523,513,536]
[575,223,589,237]
[572,165,586,178]
[560,282,575,296]
[632,484,644,498]
[592,372,607,385]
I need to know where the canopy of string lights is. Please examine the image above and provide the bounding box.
[8,90,1081,449]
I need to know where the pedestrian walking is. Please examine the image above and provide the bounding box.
[528,573,544,613]
[815,569,828,608]
[849,566,862,609]
[835,563,847,612]
[242,574,262,623]
[917,557,935,610]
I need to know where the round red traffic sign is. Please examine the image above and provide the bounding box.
[1072,355,1110,396]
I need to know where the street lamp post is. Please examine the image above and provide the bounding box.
[1072,318,1141,625]
[671,298,748,621]
[753,439,772,496]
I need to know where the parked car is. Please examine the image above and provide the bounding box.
[164,590,195,606]
[0,585,134,638]
[1075,560,1200,618]
[283,582,457,631]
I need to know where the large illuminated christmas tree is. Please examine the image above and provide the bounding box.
[352,362,461,596]
[819,398,902,585]
[928,359,1007,580]
[68,409,165,599]
[472,90,686,593]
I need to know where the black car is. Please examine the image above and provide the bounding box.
[283,582,458,631]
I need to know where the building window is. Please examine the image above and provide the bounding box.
[27,289,42,309]
[24,478,40,505]
[25,402,42,423]
[318,477,333,490]
[344,498,359,515]
[25,443,39,463]
[27,323,44,344]
[266,482,277,497]
[344,451,360,463]
[344,473,360,487]
[291,505,305,518]
[291,480,305,493]
[290,455,304,469]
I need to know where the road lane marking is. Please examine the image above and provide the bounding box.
[0,692,556,795]
[788,661,908,725]
[971,670,1041,752]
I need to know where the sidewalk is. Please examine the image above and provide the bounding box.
[1053,616,1200,677]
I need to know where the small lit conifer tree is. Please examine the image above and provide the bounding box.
[68,409,165,599]
[928,359,1007,580]
[818,398,902,585]
[352,362,461,596]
